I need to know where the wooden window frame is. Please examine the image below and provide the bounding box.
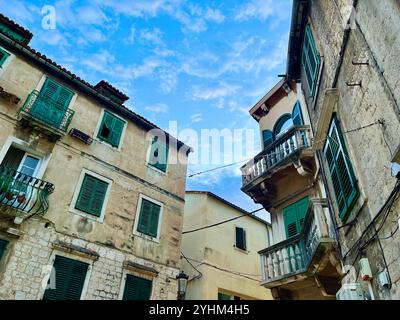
[133,194,163,243]
[234,226,247,252]
[69,168,112,223]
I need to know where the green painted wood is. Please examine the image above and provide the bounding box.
[98,111,125,148]
[218,293,231,300]
[0,47,10,67]
[43,255,88,300]
[235,227,246,250]
[137,198,161,238]
[301,24,321,98]
[122,275,152,300]
[75,174,108,217]
[283,196,310,239]
[292,101,304,126]
[149,138,169,172]
[324,117,359,221]
[0,239,8,261]
[30,78,74,129]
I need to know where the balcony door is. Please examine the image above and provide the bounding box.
[0,146,41,207]
[30,78,74,129]
[283,196,309,239]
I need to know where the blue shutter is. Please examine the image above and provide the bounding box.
[324,117,359,221]
[262,130,273,148]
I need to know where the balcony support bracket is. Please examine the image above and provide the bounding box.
[293,159,312,176]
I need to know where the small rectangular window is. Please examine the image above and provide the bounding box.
[75,173,109,217]
[122,275,152,300]
[43,255,89,300]
[301,23,321,98]
[235,227,246,251]
[137,198,161,238]
[97,111,125,148]
[148,137,169,173]
[324,117,359,221]
[0,47,10,68]
[0,239,8,261]
[218,292,232,300]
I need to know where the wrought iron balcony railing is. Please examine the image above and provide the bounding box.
[18,90,75,133]
[241,125,312,188]
[0,166,54,218]
[258,199,335,286]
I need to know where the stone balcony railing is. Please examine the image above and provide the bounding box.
[17,90,75,136]
[0,166,54,220]
[258,198,336,287]
[241,125,312,188]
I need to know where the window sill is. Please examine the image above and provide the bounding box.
[94,138,121,152]
[69,208,104,223]
[132,231,160,244]
[233,245,249,254]
[146,164,168,176]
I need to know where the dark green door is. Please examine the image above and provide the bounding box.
[43,255,89,300]
[122,275,152,300]
[30,78,74,129]
[283,196,310,239]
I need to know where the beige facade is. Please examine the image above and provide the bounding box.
[181,191,272,300]
[0,14,189,300]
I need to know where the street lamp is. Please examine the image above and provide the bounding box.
[176,271,189,300]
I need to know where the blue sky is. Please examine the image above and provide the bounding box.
[0,0,293,220]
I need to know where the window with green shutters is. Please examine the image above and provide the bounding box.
[98,111,125,148]
[148,137,169,173]
[30,77,74,129]
[218,292,232,300]
[75,173,109,217]
[0,47,10,68]
[0,239,8,261]
[301,23,321,98]
[136,198,161,238]
[235,227,247,251]
[283,196,310,239]
[43,255,89,300]
[122,274,152,300]
[324,117,359,221]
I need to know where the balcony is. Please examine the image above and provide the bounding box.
[241,125,313,190]
[0,166,54,220]
[258,199,336,289]
[17,90,75,139]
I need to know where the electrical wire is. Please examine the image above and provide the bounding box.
[180,251,202,281]
[182,207,264,234]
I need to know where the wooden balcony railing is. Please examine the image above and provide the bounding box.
[0,166,54,218]
[241,125,312,188]
[258,199,335,286]
[18,90,75,133]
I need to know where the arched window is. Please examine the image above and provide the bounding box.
[292,101,304,125]
[273,114,293,138]
[262,130,273,148]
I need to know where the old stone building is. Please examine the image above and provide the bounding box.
[0,13,190,300]
[181,191,272,300]
[242,0,400,300]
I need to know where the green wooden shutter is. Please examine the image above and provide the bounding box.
[149,138,169,172]
[43,255,88,300]
[292,101,304,126]
[301,24,321,98]
[324,117,359,221]
[0,239,8,261]
[0,48,10,67]
[262,130,273,148]
[137,198,161,238]
[75,174,108,217]
[283,196,309,239]
[98,112,125,148]
[122,275,152,300]
[235,227,246,250]
[218,292,231,300]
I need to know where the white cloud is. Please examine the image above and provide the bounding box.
[204,8,225,24]
[145,103,169,113]
[124,26,136,44]
[139,28,164,45]
[192,82,241,101]
[190,113,203,123]
[234,0,281,22]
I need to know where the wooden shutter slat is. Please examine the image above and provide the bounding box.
[75,174,108,217]
[137,199,160,238]
[122,275,152,300]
